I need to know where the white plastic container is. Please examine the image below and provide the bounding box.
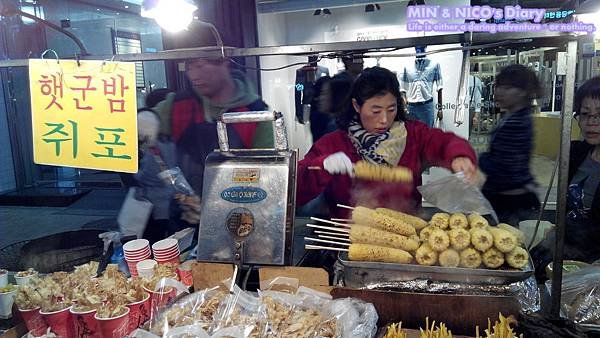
[0,287,16,319]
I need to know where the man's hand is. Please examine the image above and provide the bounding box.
[451,157,477,184]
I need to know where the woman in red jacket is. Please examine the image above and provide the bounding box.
[297,66,477,217]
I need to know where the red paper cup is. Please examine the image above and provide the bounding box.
[126,293,150,334]
[94,307,130,338]
[156,257,180,265]
[18,307,48,336]
[153,248,179,257]
[124,252,151,261]
[70,307,100,338]
[143,286,175,312]
[40,306,74,338]
[124,239,149,252]
[152,238,177,250]
[177,262,193,287]
[154,253,179,261]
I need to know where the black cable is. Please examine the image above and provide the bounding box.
[229,58,322,71]
[241,265,253,291]
[528,158,559,250]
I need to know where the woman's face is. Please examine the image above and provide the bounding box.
[353,92,398,134]
[494,84,528,112]
[578,97,600,146]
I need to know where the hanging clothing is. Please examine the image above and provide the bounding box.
[400,58,443,103]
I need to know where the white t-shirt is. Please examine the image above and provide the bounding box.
[400,58,443,103]
[465,75,483,113]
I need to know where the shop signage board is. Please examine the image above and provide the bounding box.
[29,59,138,173]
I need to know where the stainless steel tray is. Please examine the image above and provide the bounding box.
[338,252,534,287]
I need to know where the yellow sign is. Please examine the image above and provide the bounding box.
[29,59,138,173]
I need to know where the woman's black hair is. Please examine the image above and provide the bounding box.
[336,66,407,129]
[574,76,600,115]
[495,64,543,99]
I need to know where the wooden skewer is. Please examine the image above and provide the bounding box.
[307,166,321,170]
[310,216,352,228]
[305,244,349,252]
[337,204,355,210]
[331,218,352,222]
[305,237,350,247]
[317,234,351,242]
[306,223,350,233]
[314,230,350,237]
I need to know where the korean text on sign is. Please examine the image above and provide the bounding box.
[29,59,138,173]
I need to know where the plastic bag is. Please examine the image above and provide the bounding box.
[418,172,498,222]
[211,284,268,337]
[322,298,378,338]
[558,266,600,325]
[158,167,201,225]
[147,286,228,336]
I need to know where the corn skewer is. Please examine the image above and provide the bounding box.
[314,230,350,237]
[305,244,349,252]
[310,216,352,228]
[306,223,350,233]
[317,234,351,242]
[337,204,355,210]
[305,237,350,247]
[307,162,412,183]
[331,218,352,222]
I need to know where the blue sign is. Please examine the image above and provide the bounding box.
[221,186,267,203]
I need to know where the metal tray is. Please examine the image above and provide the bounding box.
[338,252,534,287]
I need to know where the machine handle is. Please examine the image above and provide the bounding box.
[217,111,289,152]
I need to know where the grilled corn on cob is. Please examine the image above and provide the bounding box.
[506,246,529,269]
[482,248,505,269]
[419,226,435,242]
[350,224,419,251]
[448,228,471,251]
[489,227,517,253]
[460,248,482,268]
[376,208,428,230]
[470,228,494,252]
[497,223,526,245]
[415,243,438,266]
[428,228,450,252]
[348,243,413,264]
[352,206,417,237]
[438,249,460,268]
[449,213,468,230]
[353,160,413,183]
[430,213,450,230]
[467,213,489,229]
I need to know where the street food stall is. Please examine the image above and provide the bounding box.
[0,13,597,336]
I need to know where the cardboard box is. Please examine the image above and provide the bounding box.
[0,323,27,338]
[190,262,330,293]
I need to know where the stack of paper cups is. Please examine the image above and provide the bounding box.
[152,239,180,265]
[123,239,151,277]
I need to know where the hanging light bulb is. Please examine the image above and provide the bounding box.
[141,0,197,33]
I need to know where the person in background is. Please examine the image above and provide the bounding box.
[531,76,600,278]
[297,66,477,218]
[311,56,364,142]
[479,64,542,227]
[155,56,273,196]
[136,106,177,244]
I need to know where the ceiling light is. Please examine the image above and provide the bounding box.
[141,0,197,33]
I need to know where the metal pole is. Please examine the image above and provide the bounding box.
[551,39,577,316]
